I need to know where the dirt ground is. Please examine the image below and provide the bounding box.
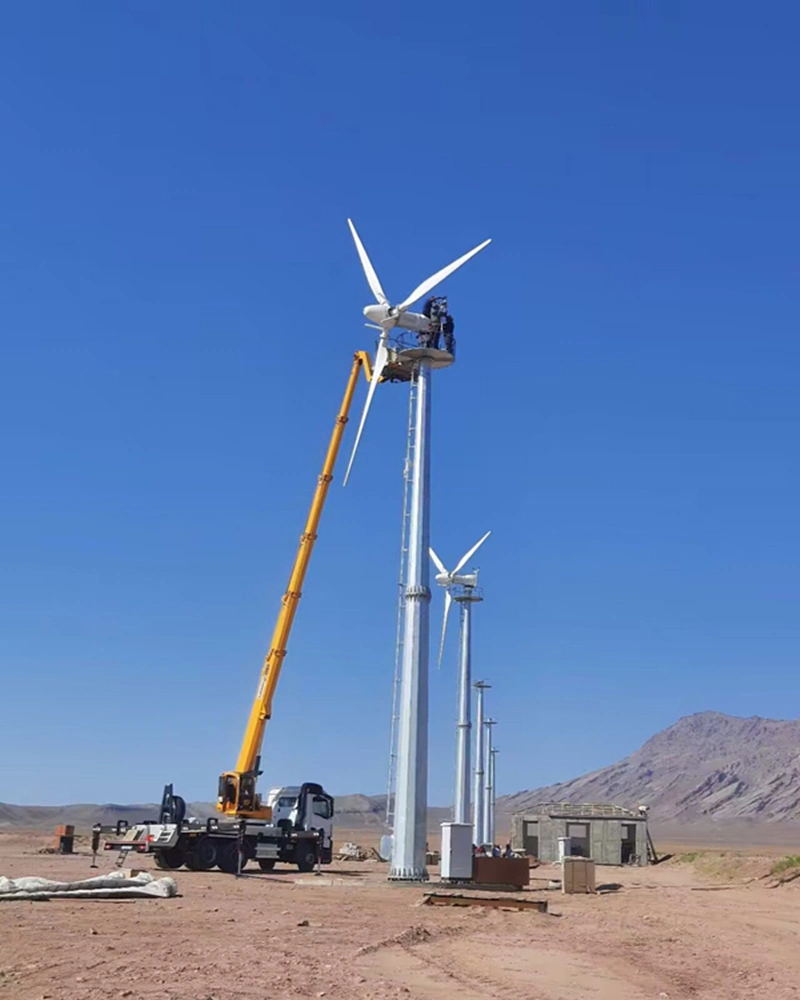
[2,829,800,1000]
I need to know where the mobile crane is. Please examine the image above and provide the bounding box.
[105,351,380,873]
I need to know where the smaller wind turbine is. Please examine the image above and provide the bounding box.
[343,220,491,485]
[430,531,490,830]
[429,531,491,667]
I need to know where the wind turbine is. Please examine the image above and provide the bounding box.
[343,220,491,486]
[430,531,491,668]
[344,219,491,880]
[430,532,490,828]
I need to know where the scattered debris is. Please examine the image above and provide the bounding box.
[423,892,548,913]
[333,842,383,862]
[0,872,178,901]
[691,885,741,892]
[356,925,436,955]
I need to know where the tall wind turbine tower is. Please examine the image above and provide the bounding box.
[430,532,491,825]
[344,221,491,880]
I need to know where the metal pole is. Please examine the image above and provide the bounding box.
[472,681,490,847]
[453,599,472,825]
[483,718,496,848]
[389,359,432,881]
[489,746,498,849]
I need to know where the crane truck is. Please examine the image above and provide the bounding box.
[105,352,381,874]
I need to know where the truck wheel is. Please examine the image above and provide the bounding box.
[185,836,218,871]
[154,846,186,870]
[296,849,317,873]
[257,859,276,872]
[216,842,243,875]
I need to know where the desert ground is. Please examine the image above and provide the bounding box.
[2,828,800,1000]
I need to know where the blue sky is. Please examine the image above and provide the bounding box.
[1,3,798,807]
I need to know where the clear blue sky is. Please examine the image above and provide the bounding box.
[2,3,798,807]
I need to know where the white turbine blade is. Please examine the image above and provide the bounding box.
[437,590,453,669]
[396,238,492,313]
[429,547,448,577]
[342,339,388,486]
[347,219,388,306]
[452,530,491,576]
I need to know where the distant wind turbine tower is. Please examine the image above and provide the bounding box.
[344,220,491,880]
[430,531,491,826]
[473,680,490,847]
[482,717,496,848]
[489,745,498,848]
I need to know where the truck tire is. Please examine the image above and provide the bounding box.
[185,836,218,871]
[154,846,186,870]
[257,859,276,872]
[216,841,243,875]
[296,848,317,873]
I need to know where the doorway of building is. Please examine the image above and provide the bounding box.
[621,823,637,864]
[566,822,590,857]
[523,821,539,858]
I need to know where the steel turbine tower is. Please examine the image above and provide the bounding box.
[430,533,491,827]
[344,221,491,880]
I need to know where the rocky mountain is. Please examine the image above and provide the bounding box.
[500,711,800,823]
[4,712,800,830]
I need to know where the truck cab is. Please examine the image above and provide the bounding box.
[264,783,334,854]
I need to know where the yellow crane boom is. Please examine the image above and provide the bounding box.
[217,351,374,818]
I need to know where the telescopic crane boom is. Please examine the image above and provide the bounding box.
[217,351,374,818]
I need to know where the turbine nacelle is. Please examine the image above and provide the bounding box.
[429,531,491,668]
[434,571,479,589]
[362,303,431,334]
[343,220,491,486]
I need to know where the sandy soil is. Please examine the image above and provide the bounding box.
[1,829,799,1000]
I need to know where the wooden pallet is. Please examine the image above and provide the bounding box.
[423,892,548,913]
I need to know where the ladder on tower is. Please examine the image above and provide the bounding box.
[385,365,419,826]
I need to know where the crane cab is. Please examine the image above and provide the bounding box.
[217,770,272,819]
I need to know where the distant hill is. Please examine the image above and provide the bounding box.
[0,793,444,831]
[500,711,800,823]
[0,801,213,829]
[5,712,800,831]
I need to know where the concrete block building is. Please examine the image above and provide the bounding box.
[510,802,650,866]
